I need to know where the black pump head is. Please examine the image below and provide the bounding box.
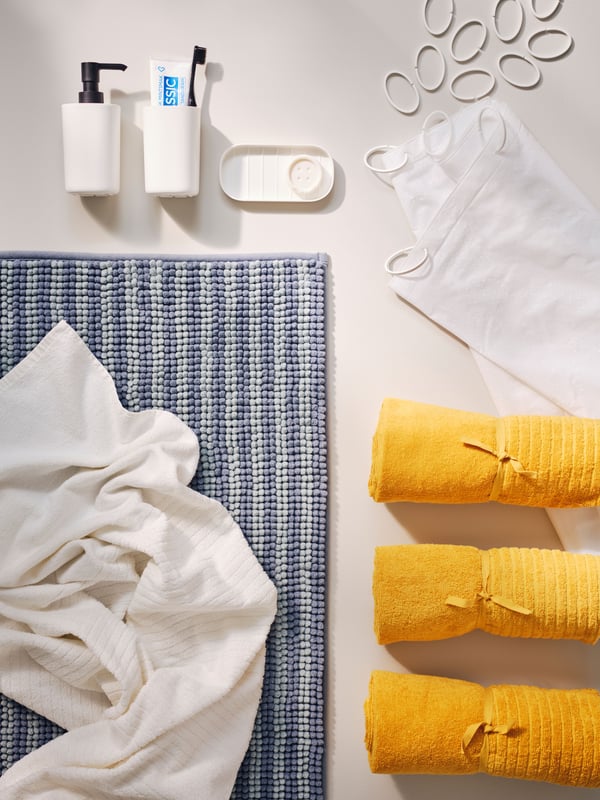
[79,62,127,103]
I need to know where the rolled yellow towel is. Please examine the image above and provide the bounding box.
[373,544,600,644]
[368,397,600,507]
[365,671,600,787]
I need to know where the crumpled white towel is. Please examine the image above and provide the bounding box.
[0,321,277,799]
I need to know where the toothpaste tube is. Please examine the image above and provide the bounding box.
[149,57,191,106]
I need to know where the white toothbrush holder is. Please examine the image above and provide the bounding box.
[143,106,201,197]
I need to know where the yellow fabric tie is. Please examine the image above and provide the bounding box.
[462,419,537,501]
[446,550,532,617]
[462,691,515,771]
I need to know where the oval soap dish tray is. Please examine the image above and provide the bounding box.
[219,144,334,203]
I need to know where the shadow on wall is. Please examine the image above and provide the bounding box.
[385,630,600,690]
[390,770,596,800]
[81,62,241,248]
[0,8,344,248]
[385,500,561,550]
[157,62,241,247]
[75,56,347,247]
[80,89,162,245]
[138,61,346,240]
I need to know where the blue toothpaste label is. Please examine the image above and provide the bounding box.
[159,75,186,106]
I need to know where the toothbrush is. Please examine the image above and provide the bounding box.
[187,45,207,107]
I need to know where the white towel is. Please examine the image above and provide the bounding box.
[0,321,277,799]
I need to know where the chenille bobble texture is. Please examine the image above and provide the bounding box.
[368,397,600,507]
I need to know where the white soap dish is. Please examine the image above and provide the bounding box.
[219,144,334,203]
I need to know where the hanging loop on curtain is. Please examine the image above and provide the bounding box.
[385,246,429,276]
[421,110,453,160]
[363,145,409,175]
[477,105,507,153]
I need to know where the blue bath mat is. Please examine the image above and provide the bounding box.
[0,252,328,800]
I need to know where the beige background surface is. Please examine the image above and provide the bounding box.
[1,1,599,797]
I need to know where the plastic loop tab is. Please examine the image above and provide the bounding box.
[450,20,488,63]
[527,28,573,60]
[423,0,455,36]
[492,0,525,43]
[497,53,541,89]
[477,105,507,153]
[363,145,408,175]
[530,0,562,20]
[415,44,446,91]
[385,246,429,276]
[421,110,452,160]
[384,71,420,115]
[450,69,496,102]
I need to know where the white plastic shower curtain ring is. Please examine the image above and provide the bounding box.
[450,69,496,102]
[492,0,525,43]
[384,71,420,115]
[421,110,453,160]
[497,52,541,89]
[363,145,409,175]
[530,0,562,20]
[415,44,446,91]
[423,0,455,36]
[477,105,507,153]
[527,28,573,60]
[385,246,429,276]
[450,19,488,63]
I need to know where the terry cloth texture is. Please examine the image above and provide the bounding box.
[0,320,277,799]
[0,253,328,800]
[365,671,600,787]
[369,397,600,507]
[373,544,600,644]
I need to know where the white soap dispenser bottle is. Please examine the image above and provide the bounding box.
[62,62,127,196]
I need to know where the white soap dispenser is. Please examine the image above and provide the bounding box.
[62,62,127,196]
